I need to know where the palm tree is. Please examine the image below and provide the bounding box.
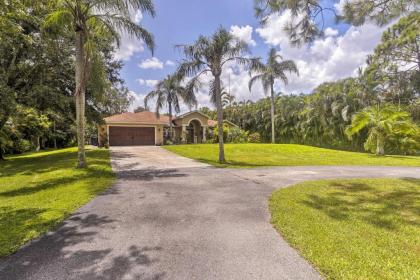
[45,0,155,168]
[249,48,298,143]
[345,104,417,155]
[210,86,235,108]
[177,27,259,163]
[144,74,196,140]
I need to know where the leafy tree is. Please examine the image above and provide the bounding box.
[249,48,298,143]
[14,106,51,151]
[44,0,155,168]
[253,0,417,45]
[177,27,259,163]
[345,105,418,155]
[367,12,419,102]
[144,74,196,139]
[341,0,418,27]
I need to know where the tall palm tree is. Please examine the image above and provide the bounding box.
[249,48,298,143]
[45,0,155,168]
[144,74,196,140]
[345,104,417,155]
[177,27,259,163]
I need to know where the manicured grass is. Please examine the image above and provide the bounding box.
[0,147,115,257]
[164,144,420,167]
[269,178,420,280]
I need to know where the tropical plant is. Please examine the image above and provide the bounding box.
[226,127,249,143]
[144,74,197,139]
[210,86,236,108]
[44,0,155,167]
[249,48,298,143]
[177,27,259,163]
[345,104,419,155]
[248,132,261,143]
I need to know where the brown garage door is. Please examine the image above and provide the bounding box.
[109,126,155,146]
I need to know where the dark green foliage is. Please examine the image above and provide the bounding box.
[0,1,135,157]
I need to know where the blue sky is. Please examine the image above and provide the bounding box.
[114,0,388,112]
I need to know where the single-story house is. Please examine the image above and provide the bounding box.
[98,111,237,146]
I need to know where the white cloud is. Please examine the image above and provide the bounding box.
[134,10,143,23]
[113,35,145,61]
[137,79,159,87]
[230,25,257,46]
[165,60,176,66]
[138,57,164,69]
[324,27,339,37]
[128,90,147,112]
[256,11,388,93]
[113,9,145,61]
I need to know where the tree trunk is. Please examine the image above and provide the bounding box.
[270,81,276,144]
[34,136,40,151]
[0,145,4,160]
[214,74,225,163]
[75,30,87,168]
[168,102,173,141]
[376,134,385,156]
[53,120,57,149]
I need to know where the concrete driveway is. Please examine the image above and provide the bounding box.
[1,146,419,280]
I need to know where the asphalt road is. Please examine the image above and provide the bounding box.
[1,146,419,280]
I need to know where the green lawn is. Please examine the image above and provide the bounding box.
[164,144,420,167]
[0,147,115,257]
[269,178,420,280]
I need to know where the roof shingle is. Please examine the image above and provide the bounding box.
[104,111,170,125]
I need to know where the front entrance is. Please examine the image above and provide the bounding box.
[187,120,202,143]
[109,126,155,146]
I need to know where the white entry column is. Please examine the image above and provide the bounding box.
[202,126,207,142]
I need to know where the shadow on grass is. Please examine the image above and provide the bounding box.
[0,209,165,280]
[301,179,420,230]
[0,149,110,177]
[0,149,114,198]
[0,172,113,197]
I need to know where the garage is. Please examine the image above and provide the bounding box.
[109,126,155,146]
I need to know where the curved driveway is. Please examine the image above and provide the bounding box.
[1,146,419,280]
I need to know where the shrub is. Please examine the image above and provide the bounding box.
[248,132,261,143]
[13,139,32,154]
[226,127,249,143]
[213,124,230,143]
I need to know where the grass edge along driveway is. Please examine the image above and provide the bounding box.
[269,178,420,280]
[164,144,420,167]
[0,147,115,257]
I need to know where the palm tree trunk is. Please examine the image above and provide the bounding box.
[376,134,385,156]
[215,74,225,163]
[75,30,87,168]
[168,102,173,141]
[270,81,275,144]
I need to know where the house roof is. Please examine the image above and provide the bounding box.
[104,110,238,128]
[104,111,170,125]
[173,110,210,121]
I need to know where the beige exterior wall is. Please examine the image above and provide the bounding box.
[177,112,208,126]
